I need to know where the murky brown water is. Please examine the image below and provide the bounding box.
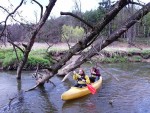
[0,62,150,113]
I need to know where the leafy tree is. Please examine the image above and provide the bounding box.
[143,12,150,37]
[83,8,105,24]
[61,25,84,42]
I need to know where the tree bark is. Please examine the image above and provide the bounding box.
[36,0,134,85]
[51,0,129,70]
[16,0,57,79]
[58,2,150,76]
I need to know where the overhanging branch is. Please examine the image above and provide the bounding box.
[129,1,145,6]
[8,40,24,53]
[57,2,150,77]
[36,0,131,85]
[60,12,93,29]
[32,0,43,19]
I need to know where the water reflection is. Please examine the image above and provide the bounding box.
[63,99,99,113]
[37,86,57,113]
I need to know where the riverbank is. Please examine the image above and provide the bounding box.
[0,42,150,70]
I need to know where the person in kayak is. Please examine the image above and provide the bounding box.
[90,67,101,83]
[73,68,90,88]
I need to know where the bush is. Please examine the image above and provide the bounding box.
[26,55,50,68]
[2,52,19,68]
[2,49,52,70]
[61,25,84,42]
[99,56,128,63]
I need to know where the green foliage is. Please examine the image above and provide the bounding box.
[0,50,5,59]
[1,49,52,69]
[141,50,150,56]
[2,50,22,67]
[143,12,150,37]
[100,56,128,63]
[144,12,150,27]
[132,56,141,62]
[26,56,50,68]
[61,25,84,42]
[83,8,105,24]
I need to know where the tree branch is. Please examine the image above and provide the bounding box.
[32,0,43,19]
[60,12,93,29]
[57,2,150,77]
[36,0,131,85]
[16,0,57,79]
[0,0,24,38]
[129,1,145,6]
[8,40,24,53]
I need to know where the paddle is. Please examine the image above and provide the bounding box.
[87,84,96,94]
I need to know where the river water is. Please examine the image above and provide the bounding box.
[0,63,150,113]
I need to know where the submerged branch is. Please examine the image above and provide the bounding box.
[25,84,39,92]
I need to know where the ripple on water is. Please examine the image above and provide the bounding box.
[0,63,150,113]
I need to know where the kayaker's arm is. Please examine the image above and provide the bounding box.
[85,75,90,84]
[73,73,80,80]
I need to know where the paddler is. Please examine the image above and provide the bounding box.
[90,67,101,82]
[73,68,90,88]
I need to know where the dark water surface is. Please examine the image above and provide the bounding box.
[0,63,150,113]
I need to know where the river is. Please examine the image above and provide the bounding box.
[0,62,150,113]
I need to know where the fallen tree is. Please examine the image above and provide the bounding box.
[57,2,150,76]
[34,0,130,85]
[1,0,149,89]
[35,1,150,87]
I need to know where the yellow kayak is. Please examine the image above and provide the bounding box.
[61,76,102,101]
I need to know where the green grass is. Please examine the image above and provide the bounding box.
[98,56,128,63]
[0,41,150,69]
[0,49,52,69]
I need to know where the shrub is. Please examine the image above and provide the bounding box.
[2,49,52,70]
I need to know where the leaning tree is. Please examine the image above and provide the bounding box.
[0,0,150,89]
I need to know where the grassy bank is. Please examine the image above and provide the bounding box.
[94,48,150,63]
[0,49,52,70]
[0,42,150,70]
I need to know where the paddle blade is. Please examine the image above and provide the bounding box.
[87,84,96,94]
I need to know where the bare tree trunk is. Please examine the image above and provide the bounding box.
[34,0,130,85]
[36,1,150,85]
[16,0,57,79]
[58,2,150,76]
[127,0,137,45]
